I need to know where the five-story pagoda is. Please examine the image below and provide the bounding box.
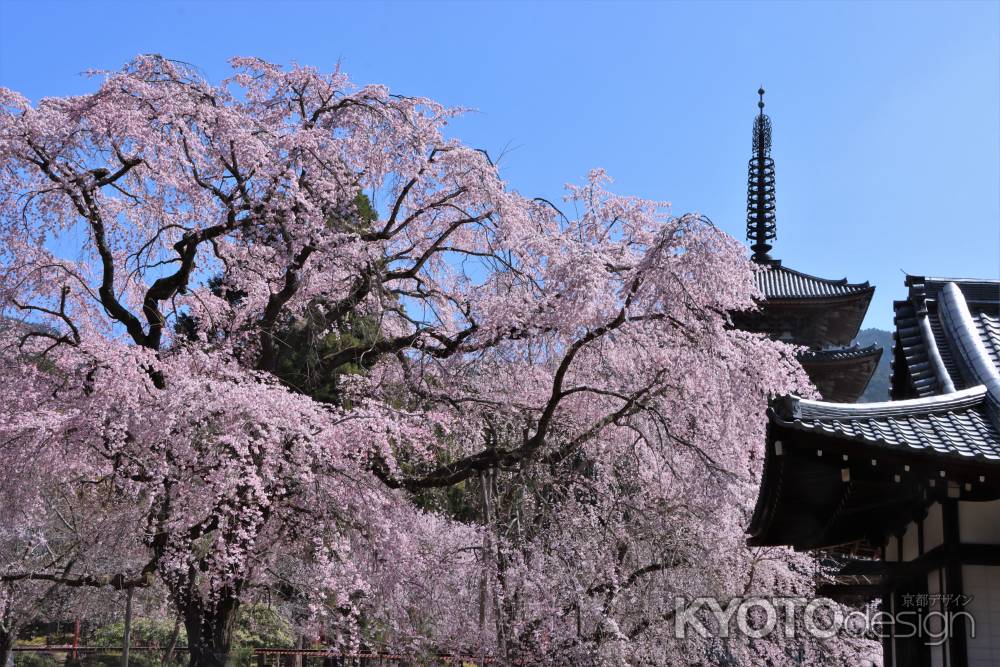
[733,89,881,403]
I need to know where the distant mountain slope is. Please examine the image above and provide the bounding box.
[854,328,894,403]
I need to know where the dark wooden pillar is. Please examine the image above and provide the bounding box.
[879,543,895,667]
[943,499,968,667]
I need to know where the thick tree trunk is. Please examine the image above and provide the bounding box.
[181,590,240,667]
[0,594,16,667]
[0,624,15,667]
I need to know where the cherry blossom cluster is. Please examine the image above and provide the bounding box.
[0,57,878,666]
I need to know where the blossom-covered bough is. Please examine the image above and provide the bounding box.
[0,56,879,666]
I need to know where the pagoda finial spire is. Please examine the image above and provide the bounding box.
[747,87,777,263]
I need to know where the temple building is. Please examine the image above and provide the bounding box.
[743,94,1000,667]
[732,89,882,403]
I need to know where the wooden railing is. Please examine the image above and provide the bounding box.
[253,648,499,667]
[11,646,500,667]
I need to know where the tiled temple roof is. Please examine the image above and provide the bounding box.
[772,386,1000,462]
[755,264,873,300]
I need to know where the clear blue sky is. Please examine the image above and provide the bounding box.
[1,0,997,330]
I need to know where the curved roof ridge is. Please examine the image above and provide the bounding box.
[782,385,987,420]
[940,282,1000,404]
[918,307,957,394]
[891,299,942,397]
[907,275,1000,306]
[919,276,1000,287]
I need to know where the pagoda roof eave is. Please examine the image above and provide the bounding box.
[798,345,882,403]
[758,289,875,306]
[755,263,874,302]
[799,344,882,365]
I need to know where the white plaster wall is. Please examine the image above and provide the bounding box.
[963,565,1000,666]
[886,535,898,562]
[925,502,944,552]
[903,520,920,561]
